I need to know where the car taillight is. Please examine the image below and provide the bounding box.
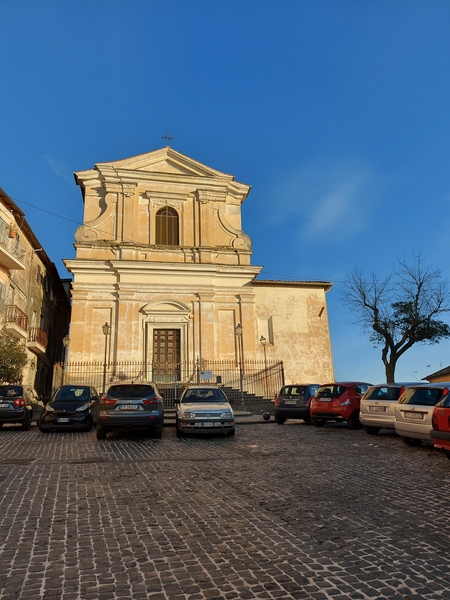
[100,396,116,405]
[13,397,26,407]
[274,396,280,406]
[432,409,439,430]
[143,397,161,405]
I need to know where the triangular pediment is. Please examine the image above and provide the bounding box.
[96,147,232,179]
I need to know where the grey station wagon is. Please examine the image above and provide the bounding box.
[96,382,164,440]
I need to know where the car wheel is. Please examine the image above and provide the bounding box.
[38,424,50,433]
[444,450,450,461]
[400,436,422,447]
[275,416,286,425]
[176,424,184,437]
[311,416,325,427]
[85,418,94,432]
[227,429,235,436]
[96,427,106,440]
[22,412,32,431]
[150,425,163,439]
[363,425,380,435]
[347,410,362,430]
[303,413,312,424]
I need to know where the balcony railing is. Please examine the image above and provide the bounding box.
[28,327,48,349]
[4,304,28,331]
[0,237,26,270]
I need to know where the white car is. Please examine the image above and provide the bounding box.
[360,383,416,435]
[175,386,235,437]
[394,383,450,446]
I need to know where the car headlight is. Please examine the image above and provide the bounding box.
[220,412,233,419]
[182,412,196,419]
[75,403,89,412]
[45,404,55,412]
[341,400,351,406]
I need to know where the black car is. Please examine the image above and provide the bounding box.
[96,382,164,440]
[0,384,44,430]
[38,385,100,433]
[274,384,320,424]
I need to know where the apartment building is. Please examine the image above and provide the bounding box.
[0,187,71,396]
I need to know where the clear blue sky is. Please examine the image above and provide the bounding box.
[1,0,450,384]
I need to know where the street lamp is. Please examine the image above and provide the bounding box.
[62,335,70,385]
[235,323,244,404]
[102,322,111,394]
[260,335,268,398]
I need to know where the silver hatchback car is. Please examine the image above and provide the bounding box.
[394,383,450,446]
[360,383,416,435]
[175,386,235,437]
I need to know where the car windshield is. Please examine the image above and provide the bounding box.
[53,386,90,402]
[365,386,401,401]
[316,385,347,398]
[182,389,227,403]
[107,384,155,398]
[0,386,22,398]
[399,387,445,406]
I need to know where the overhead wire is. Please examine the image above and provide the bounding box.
[9,194,360,285]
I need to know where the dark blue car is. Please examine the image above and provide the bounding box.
[38,385,100,432]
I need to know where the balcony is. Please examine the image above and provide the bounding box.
[0,236,26,270]
[3,305,28,339]
[27,327,48,355]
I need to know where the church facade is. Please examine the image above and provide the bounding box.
[64,147,334,388]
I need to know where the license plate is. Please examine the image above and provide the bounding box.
[369,406,386,412]
[318,398,332,402]
[202,422,214,427]
[0,403,11,408]
[285,400,298,405]
[57,418,70,423]
[119,405,138,410]
[404,411,424,420]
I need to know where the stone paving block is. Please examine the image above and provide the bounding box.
[1,425,450,599]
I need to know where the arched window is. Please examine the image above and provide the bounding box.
[155,207,179,246]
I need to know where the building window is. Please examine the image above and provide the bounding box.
[155,207,179,246]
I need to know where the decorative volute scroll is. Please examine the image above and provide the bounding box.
[73,147,253,262]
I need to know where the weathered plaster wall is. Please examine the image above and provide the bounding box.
[253,284,335,384]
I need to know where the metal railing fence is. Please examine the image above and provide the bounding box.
[52,359,284,411]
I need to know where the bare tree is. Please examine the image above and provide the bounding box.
[342,254,450,382]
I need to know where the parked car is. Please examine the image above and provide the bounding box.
[96,382,164,440]
[0,384,44,430]
[394,383,450,446]
[360,383,417,435]
[39,385,100,433]
[310,382,372,429]
[430,392,450,459]
[175,386,235,437]
[274,383,320,424]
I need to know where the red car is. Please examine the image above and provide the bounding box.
[310,381,372,429]
[431,392,450,459]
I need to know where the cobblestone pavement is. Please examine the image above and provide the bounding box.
[1,418,450,600]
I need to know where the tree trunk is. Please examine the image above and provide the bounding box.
[385,361,396,383]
